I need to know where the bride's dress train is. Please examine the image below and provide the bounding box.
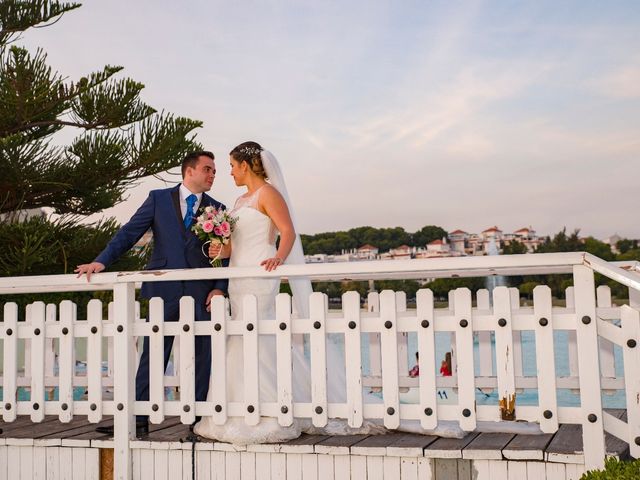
[194,189,385,444]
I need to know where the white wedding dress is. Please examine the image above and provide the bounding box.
[194,187,386,444]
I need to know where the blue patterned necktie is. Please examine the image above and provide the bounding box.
[184,194,197,229]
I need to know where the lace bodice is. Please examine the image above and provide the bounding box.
[230,186,278,255]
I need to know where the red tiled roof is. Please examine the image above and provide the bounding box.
[428,239,444,245]
[358,244,378,250]
[482,226,501,233]
[514,227,531,233]
[449,229,467,234]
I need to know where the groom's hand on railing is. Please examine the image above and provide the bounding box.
[206,289,225,312]
[74,262,106,281]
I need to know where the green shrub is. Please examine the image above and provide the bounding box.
[581,457,640,479]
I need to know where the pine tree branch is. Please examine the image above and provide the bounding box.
[0,1,81,45]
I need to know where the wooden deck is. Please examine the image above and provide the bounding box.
[0,411,630,461]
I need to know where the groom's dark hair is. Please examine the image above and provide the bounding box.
[181,151,215,177]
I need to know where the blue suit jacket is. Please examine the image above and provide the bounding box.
[95,184,228,320]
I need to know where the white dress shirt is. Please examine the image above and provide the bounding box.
[179,184,202,220]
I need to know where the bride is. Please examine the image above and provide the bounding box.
[194,141,383,444]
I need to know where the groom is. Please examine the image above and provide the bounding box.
[75,151,228,434]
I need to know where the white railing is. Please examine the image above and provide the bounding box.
[0,252,639,480]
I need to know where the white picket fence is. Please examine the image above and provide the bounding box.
[0,252,639,480]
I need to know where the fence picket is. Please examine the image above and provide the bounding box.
[380,290,400,429]
[621,305,640,458]
[565,287,579,380]
[210,296,228,424]
[243,295,260,426]
[45,304,56,401]
[309,292,328,427]
[596,286,616,381]
[454,288,476,431]
[493,287,516,421]
[476,289,493,394]
[276,294,294,426]
[3,303,18,422]
[395,291,409,382]
[367,292,381,389]
[343,291,363,428]
[533,286,559,433]
[58,300,75,423]
[149,297,165,424]
[416,289,437,429]
[179,297,196,425]
[573,265,605,471]
[30,302,46,423]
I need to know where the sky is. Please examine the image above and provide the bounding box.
[19,0,640,239]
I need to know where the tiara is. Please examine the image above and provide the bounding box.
[239,146,262,157]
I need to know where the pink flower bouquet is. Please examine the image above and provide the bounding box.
[191,206,237,267]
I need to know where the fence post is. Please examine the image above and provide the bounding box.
[113,282,136,480]
[573,265,605,471]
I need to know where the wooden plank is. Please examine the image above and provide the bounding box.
[458,459,472,480]
[365,456,383,480]
[565,463,586,480]
[46,446,60,480]
[87,300,104,424]
[622,305,640,459]
[0,446,7,480]
[572,265,605,471]
[310,293,328,427]
[276,294,294,427]
[417,458,433,480]
[153,449,168,480]
[210,451,225,480]
[545,461,566,480]
[210,296,228,425]
[72,447,86,480]
[167,449,182,480]
[343,291,364,428]
[454,288,476,431]
[240,451,256,480]
[545,424,583,463]
[333,455,350,480]
[383,456,400,479]
[379,290,400,429]
[197,450,211,480]
[502,434,553,460]
[350,433,404,456]
[424,432,479,459]
[400,457,418,480]
[30,302,46,424]
[280,434,331,454]
[350,455,367,479]
[286,453,303,480]
[59,446,73,480]
[493,287,516,422]
[149,297,165,425]
[271,452,286,480]
[255,452,270,480]
[416,289,438,430]
[506,460,526,480]
[59,301,76,423]
[526,461,546,479]
[179,297,196,425]
[315,435,367,455]
[434,458,459,480]
[533,286,559,433]
[463,432,515,460]
[301,453,318,480]
[85,448,100,480]
[385,433,439,457]
[3,304,18,422]
[317,454,334,480]
[224,451,241,480]
[477,289,494,395]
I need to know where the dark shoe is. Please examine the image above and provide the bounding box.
[95,422,149,436]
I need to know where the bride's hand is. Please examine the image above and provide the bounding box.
[261,257,283,271]
[209,242,223,258]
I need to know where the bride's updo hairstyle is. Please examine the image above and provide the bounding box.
[230,141,267,180]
